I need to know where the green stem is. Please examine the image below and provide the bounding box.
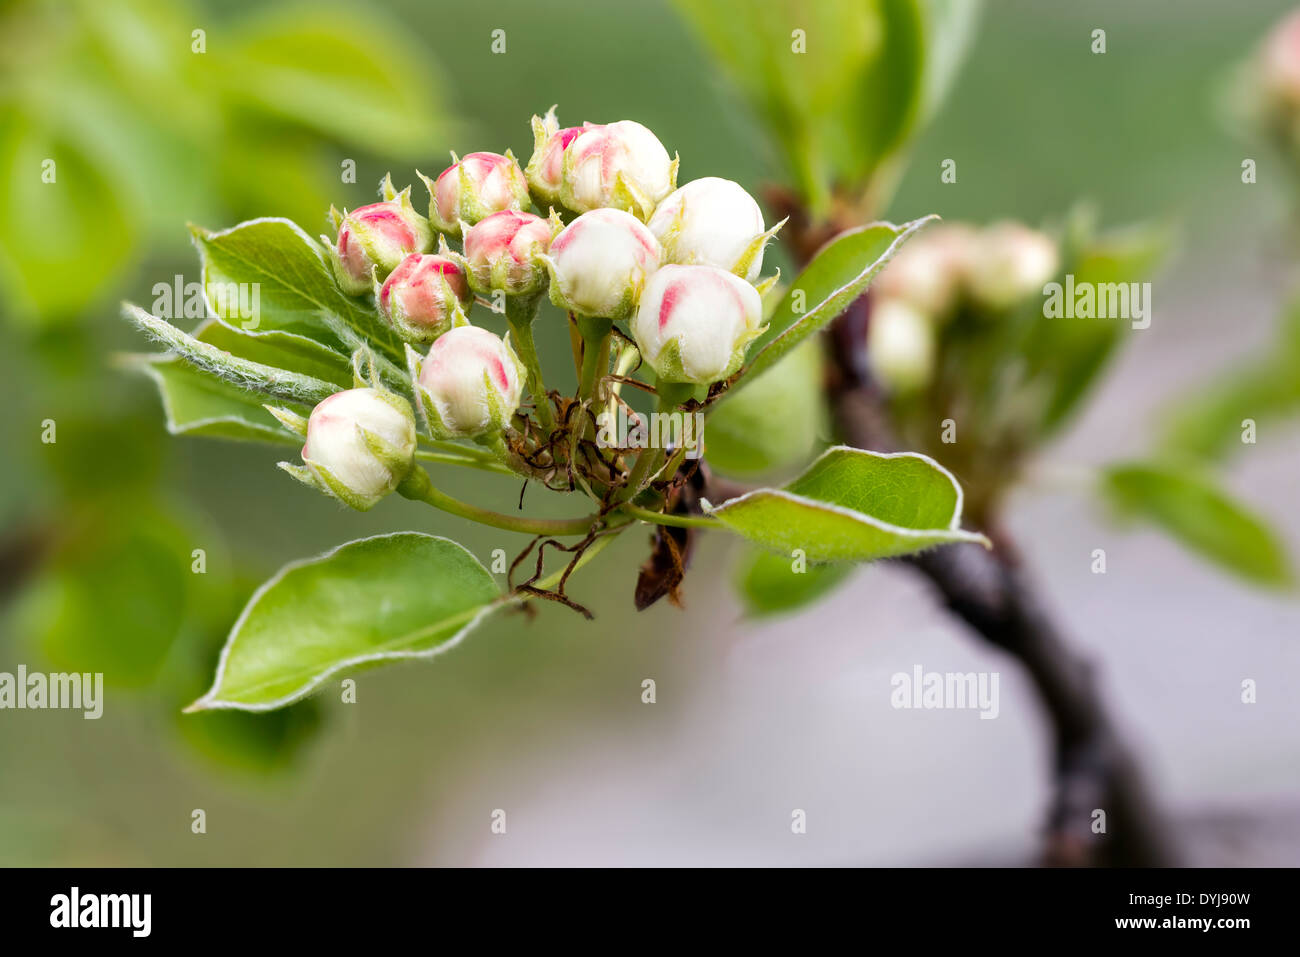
[527,526,623,594]
[576,317,613,404]
[617,502,717,529]
[505,293,556,434]
[619,380,694,500]
[413,449,514,475]
[399,468,598,536]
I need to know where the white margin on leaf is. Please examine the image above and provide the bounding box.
[187,532,501,713]
[138,352,292,442]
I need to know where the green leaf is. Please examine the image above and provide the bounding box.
[189,533,501,712]
[706,446,988,562]
[193,318,352,387]
[139,359,299,444]
[706,338,826,477]
[192,217,403,359]
[735,546,852,617]
[1101,462,1292,587]
[730,217,935,392]
[123,302,340,406]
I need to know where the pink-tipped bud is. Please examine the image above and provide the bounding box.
[545,208,662,319]
[330,192,432,295]
[376,253,472,345]
[631,264,763,384]
[462,210,554,297]
[560,120,678,221]
[414,326,525,439]
[526,107,587,206]
[422,151,530,236]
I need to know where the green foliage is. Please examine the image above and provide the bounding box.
[1101,461,1292,587]
[735,546,852,617]
[707,446,988,563]
[189,534,501,711]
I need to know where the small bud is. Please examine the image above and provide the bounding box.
[1260,10,1300,108]
[560,120,678,221]
[420,151,530,237]
[867,300,935,392]
[525,107,587,207]
[631,264,763,384]
[873,224,974,317]
[461,210,554,298]
[967,222,1059,310]
[412,326,525,439]
[545,208,661,319]
[328,189,433,295]
[285,388,417,510]
[647,177,781,283]
[376,253,473,345]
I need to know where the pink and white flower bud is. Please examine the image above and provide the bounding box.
[545,208,661,319]
[329,192,433,296]
[296,388,417,510]
[873,224,975,317]
[462,210,554,297]
[648,177,780,283]
[525,107,588,206]
[376,254,472,345]
[561,120,678,221]
[631,264,763,384]
[967,222,1059,311]
[1260,10,1300,107]
[420,151,530,237]
[413,326,526,439]
[867,299,935,392]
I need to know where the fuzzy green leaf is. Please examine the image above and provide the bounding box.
[735,546,853,617]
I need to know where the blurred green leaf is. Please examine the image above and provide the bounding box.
[1101,461,1292,587]
[707,446,988,562]
[733,216,934,391]
[188,533,501,711]
[706,338,826,477]
[735,545,852,617]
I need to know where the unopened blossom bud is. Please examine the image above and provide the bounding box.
[1260,10,1300,107]
[873,224,975,317]
[419,151,530,237]
[525,107,587,207]
[287,388,417,510]
[867,299,935,392]
[376,253,472,345]
[412,326,525,439]
[327,186,433,295]
[545,208,661,319]
[631,264,763,384]
[461,210,555,297]
[967,222,1059,311]
[561,120,678,221]
[648,177,782,283]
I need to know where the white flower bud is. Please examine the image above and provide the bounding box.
[376,253,472,345]
[873,223,975,317]
[412,326,525,439]
[867,300,935,392]
[647,177,780,283]
[631,264,763,384]
[561,120,678,221]
[1261,10,1300,108]
[525,107,588,206]
[967,222,1059,311]
[419,151,530,237]
[327,183,432,295]
[461,210,555,297]
[292,388,417,510]
[545,208,661,319]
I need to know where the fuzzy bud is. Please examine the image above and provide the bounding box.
[873,224,975,317]
[631,264,763,384]
[376,253,472,345]
[648,177,781,283]
[420,151,530,237]
[288,388,417,510]
[560,120,678,221]
[461,210,555,298]
[967,222,1059,311]
[327,185,432,295]
[867,300,935,392]
[412,326,526,439]
[525,107,587,207]
[545,208,662,319]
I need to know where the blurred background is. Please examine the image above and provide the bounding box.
[1,0,1297,865]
